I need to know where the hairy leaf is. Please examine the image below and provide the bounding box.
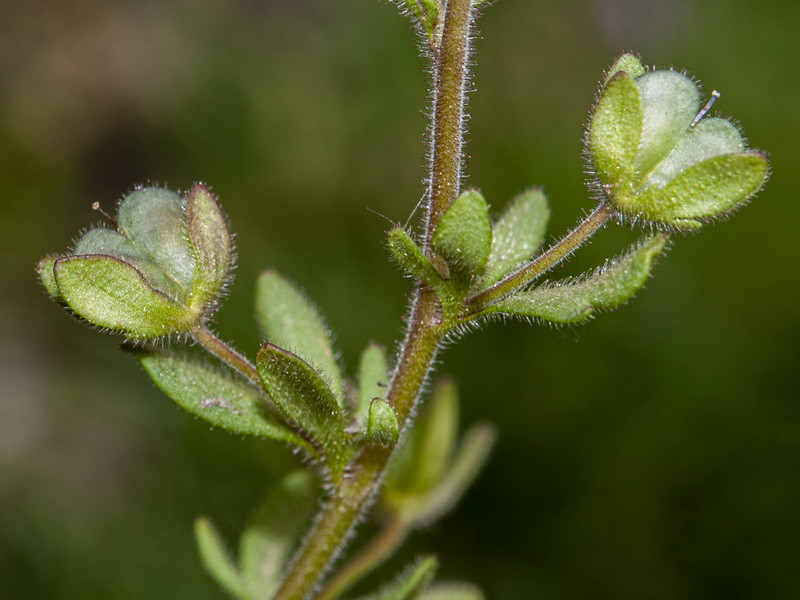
[186,184,232,304]
[484,189,550,284]
[491,234,669,323]
[255,271,343,400]
[357,556,438,600]
[418,583,485,600]
[356,343,389,428]
[366,399,400,447]
[432,190,492,279]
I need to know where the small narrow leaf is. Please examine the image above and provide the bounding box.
[186,184,232,302]
[54,255,195,339]
[356,344,389,428]
[387,227,457,311]
[604,53,645,83]
[357,556,438,600]
[414,423,496,526]
[256,344,347,475]
[366,399,400,447]
[388,378,459,497]
[255,271,343,400]
[37,255,60,298]
[432,190,492,278]
[484,189,550,284]
[590,71,643,188]
[195,517,248,599]
[418,583,485,600]
[239,471,319,598]
[490,234,669,323]
[131,348,310,451]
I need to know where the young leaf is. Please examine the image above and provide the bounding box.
[239,471,319,598]
[356,556,438,600]
[386,227,457,311]
[431,190,492,279]
[195,517,248,599]
[413,423,496,526]
[483,189,550,285]
[37,255,60,298]
[356,343,389,428]
[387,378,459,497]
[366,399,400,447]
[256,344,348,477]
[589,71,643,189]
[418,583,485,600]
[185,183,232,303]
[604,53,645,84]
[130,348,311,452]
[489,234,669,323]
[53,255,196,339]
[255,271,344,400]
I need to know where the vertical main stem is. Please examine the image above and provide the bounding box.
[272,1,475,598]
[425,0,475,246]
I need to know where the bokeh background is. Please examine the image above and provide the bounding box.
[1,0,798,598]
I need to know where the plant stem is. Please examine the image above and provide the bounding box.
[191,325,260,385]
[465,201,614,313]
[425,0,474,247]
[272,2,474,597]
[314,515,409,600]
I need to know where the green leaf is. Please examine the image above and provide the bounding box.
[484,189,550,284]
[357,556,438,600]
[397,0,440,39]
[604,53,645,84]
[634,152,769,229]
[255,271,343,400]
[131,348,310,451]
[195,517,248,599]
[388,378,459,497]
[432,190,492,279]
[256,344,347,477]
[417,583,485,600]
[37,255,60,298]
[386,227,457,311]
[491,234,669,323]
[186,184,232,304]
[366,399,400,447]
[54,255,195,339]
[634,70,700,176]
[356,343,389,428]
[589,71,643,188]
[413,423,496,526]
[239,471,319,598]
[116,187,196,290]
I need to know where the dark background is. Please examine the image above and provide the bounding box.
[1,0,798,598]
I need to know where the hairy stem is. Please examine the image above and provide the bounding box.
[191,325,260,384]
[271,1,474,597]
[425,0,474,246]
[315,515,409,600]
[465,201,614,313]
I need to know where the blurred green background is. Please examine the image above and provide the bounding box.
[1,0,798,598]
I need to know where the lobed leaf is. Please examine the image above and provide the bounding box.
[431,190,492,279]
[255,271,344,400]
[131,348,310,451]
[484,189,550,284]
[239,471,319,598]
[490,234,669,323]
[195,517,248,599]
